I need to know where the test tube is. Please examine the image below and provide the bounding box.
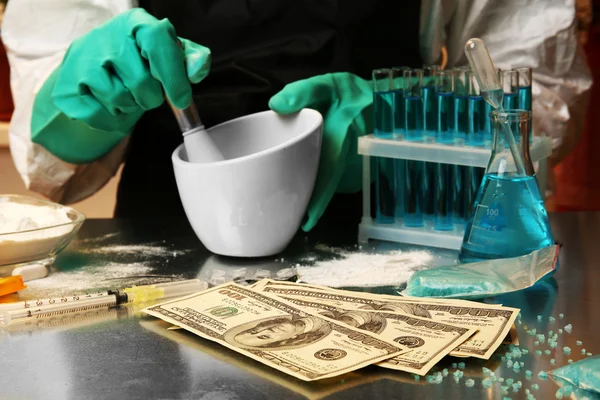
[372,68,395,224]
[435,70,455,144]
[423,65,440,142]
[391,67,409,139]
[403,69,424,141]
[466,73,485,147]
[500,70,520,110]
[422,66,439,221]
[434,162,454,231]
[392,67,408,220]
[372,69,394,138]
[433,70,455,231]
[465,74,486,219]
[514,67,533,141]
[513,67,532,111]
[403,68,425,227]
[453,66,470,144]
[483,68,502,147]
[375,156,396,224]
[452,67,470,224]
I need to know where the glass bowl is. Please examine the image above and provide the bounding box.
[0,195,86,267]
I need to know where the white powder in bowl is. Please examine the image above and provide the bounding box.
[0,202,72,235]
[0,201,79,266]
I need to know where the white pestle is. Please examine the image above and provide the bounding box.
[168,100,225,163]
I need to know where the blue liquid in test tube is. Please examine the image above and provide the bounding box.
[372,68,395,223]
[434,162,454,230]
[483,101,494,147]
[518,86,532,110]
[391,67,407,219]
[501,70,520,111]
[373,68,394,138]
[373,91,394,138]
[403,68,425,227]
[452,164,464,224]
[435,92,454,144]
[404,69,424,141]
[404,96,424,141]
[514,67,533,111]
[422,66,439,220]
[514,67,533,142]
[434,70,455,230]
[452,67,470,223]
[466,94,485,146]
[404,160,424,227]
[375,158,396,224]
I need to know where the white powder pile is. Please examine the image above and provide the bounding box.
[295,249,434,288]
[0,201,76,265]
[0,202,72,236]
[81,244,188,257]
[24,263,183,298]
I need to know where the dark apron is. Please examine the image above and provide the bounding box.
[115,0,422,232]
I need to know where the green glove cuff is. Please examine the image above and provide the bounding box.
[31,67,136,164]
[301,77,372,232]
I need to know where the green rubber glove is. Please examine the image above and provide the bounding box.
[31,8,211,164]
[269,72,373,232]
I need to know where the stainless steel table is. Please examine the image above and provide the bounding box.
[1,213,599,399]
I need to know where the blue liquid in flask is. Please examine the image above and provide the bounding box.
[459,174,554,263]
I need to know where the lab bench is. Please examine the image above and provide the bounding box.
[0,213,598,399]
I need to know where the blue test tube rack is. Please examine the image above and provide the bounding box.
[358,135,552,249]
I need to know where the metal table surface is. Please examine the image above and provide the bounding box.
[1,213,599,400]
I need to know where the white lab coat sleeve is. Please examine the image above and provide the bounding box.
[440,0,592,167]
[2,0,135,205]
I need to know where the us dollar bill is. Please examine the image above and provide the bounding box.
[279,296,477,375]
[255,280,519,359]
[143,283,408,381]
[252,279,486,305]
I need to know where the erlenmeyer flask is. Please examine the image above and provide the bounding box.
[458,110,554,263]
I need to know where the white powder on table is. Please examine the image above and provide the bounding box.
[295,249,434,288]
[80,244,188,257]
[23,262,184,298]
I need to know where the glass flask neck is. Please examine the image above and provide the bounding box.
[488,110,535,177]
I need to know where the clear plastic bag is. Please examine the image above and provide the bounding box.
[401,245,558,299]
[550,356,600,397]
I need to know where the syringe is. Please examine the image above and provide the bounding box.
[0,279,207,327]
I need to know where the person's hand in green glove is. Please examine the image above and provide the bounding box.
[269,72,373,232]
[32,8,211,164]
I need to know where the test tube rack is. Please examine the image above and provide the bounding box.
[358,135,553,250]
